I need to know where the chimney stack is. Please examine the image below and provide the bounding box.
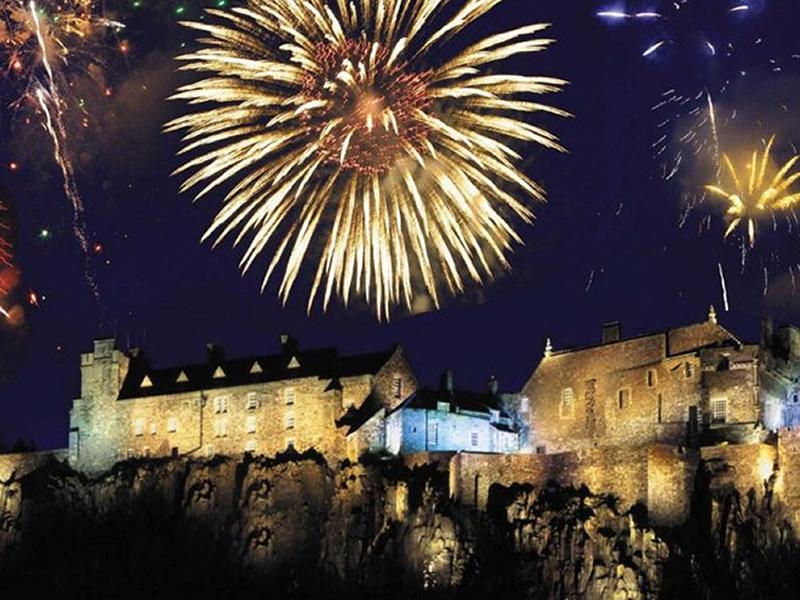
[602,321,622,345]
[761,317,774,349]
[280,333,298,354]
[487,375,499,396]
[440,369,454,394]
[206,342,225,364]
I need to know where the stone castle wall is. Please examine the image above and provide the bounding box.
[0,450,68,482]
[449,444,698,527]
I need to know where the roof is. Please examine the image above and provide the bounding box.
[548,319,741,362]
[119,346,396,400]
[389,387,511,419]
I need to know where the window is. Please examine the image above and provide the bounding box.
[711,399,728,424]
[150,422,157,436]
[214,418,228,438]
[393,375,403,399]
[685,362,695,379]
[167,417,178,433]
[285,412,295,430]
[205,445,215,458]
[213,396,229,414]
[133,418,144,437]
[647,369,657,388]
[470,432,479,447]
[429,422,439,446]
[559,388,574,419]
[244,439,257,453]
[657,394,663,424]
[285,388,295,406]
[246,392,258,410]
[143,447,151,458]
[69,430,79,460]
[536,446,546,455]
[618,389,631,410]
[793,394,799,404]
[286,438,295,450]
[245,415,257,434]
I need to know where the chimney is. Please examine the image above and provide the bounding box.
[206,342,225,364]
[487,376,499,396]
[761,317,774,349]
[602,321,622,344]
[439,369,454,394]
[280,333,298,354]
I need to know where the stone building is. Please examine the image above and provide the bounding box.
[345,370,520,458]
[68,335,417,474]
[758,320,800,429]
[521,308,764,454]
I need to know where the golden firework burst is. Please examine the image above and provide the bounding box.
[166,0,569,319]
[706,136,800,247]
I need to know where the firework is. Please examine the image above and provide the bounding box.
[0,199,20,322]
[705,136,800,247]
[167,0,568,319]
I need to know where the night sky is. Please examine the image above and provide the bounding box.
[2,0,800,449]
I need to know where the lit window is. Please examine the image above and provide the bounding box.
[618,389,631,410]
[470,432,479,447]
[205,445,215,458]
[245,415,257,434]
[647,370,657,388]
[244,439,257,453]
[246,392,258,410]
[393,375,403,399]
[69,430,79,459]
[133,418,144,437]
[286,412,295,430]
[685,362,694,379]
[711,399,727,424]
[213,396,229,414]
[559,388,574,419]
[285,388,295,405]
[167,417,178,433]
[214,418,228,438]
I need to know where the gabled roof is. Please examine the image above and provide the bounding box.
[390,387,510,419]
[119,345,397,400]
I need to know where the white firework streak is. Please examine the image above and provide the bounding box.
[718,262,730,311]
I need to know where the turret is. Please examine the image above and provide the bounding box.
[69,339,129,473]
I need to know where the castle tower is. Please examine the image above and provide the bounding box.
[68,339,129,474]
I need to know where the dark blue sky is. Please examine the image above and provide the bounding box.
[2,0,800,449]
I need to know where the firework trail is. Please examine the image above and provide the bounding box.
[25,1,99,300]
[167,0,569,320]
[0,200,19,322]
[718,262,730,311]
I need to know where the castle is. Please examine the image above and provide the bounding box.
[4,306,800,527]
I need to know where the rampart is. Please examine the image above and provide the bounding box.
[449,444,698,527]
[0,449,69,482]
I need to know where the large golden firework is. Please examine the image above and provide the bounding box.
[706,136,800,247]
[166,0,568,319]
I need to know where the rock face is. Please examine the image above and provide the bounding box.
[0,453,796,599]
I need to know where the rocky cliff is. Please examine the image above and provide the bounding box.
[0,452,797,599]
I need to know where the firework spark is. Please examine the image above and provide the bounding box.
[167,0,568,319]
[705,136,800,247]
[0,199,20,323]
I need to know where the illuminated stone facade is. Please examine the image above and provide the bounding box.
[68,336,417,474]
[521,309,768,454]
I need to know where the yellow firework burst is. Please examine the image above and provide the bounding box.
[706,136,800,248]
[166,0,568,319]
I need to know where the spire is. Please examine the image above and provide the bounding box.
[708,305,718,324]
[544,338,553,358]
